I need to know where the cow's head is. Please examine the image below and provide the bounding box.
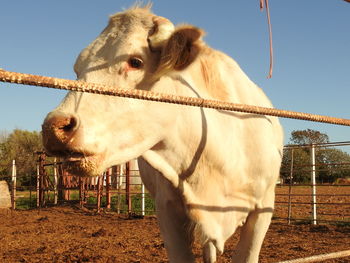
[42,5,205,176]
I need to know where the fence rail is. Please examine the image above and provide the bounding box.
[2,142,350,224]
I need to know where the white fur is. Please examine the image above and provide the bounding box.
[44,7,283,263]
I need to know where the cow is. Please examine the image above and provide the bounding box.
[42,4,283,263]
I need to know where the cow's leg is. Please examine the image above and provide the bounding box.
[203,241,217,263]
[155,195,195,263]
[139,157,195,262]
[231,194,274,263]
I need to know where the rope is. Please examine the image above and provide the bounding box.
[260,0,274,78]
[277,249,350,263]
[1,68,350,126]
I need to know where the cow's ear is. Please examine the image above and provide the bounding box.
[158,26,205,72]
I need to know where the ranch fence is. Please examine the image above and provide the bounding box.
[1,142,349,224]
[275,141,350,225]
[0,152,154,215]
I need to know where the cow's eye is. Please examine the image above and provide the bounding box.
[128,57,144,69]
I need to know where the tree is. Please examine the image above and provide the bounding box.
[290,129,329,145]
[282,147,310,183]
[0,130,9,143]
[0,129,43,187]
[317,148,350,183]
[281,129,350,184]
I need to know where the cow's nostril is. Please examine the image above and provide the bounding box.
[42,113,81,156]
[48,114,79,135]
[60,116,78,132]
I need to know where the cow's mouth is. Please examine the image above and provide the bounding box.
[62,152,105,177]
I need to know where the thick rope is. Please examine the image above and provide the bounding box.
[260,0,274,78]
[1,69,350,126]
[277,249,350,263]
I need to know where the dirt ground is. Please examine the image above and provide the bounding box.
[0,205,349,263]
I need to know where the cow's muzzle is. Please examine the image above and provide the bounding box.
[42,111,82,156]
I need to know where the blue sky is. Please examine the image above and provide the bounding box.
[1,1,349,144]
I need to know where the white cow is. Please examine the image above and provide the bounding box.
[42,5,283,263]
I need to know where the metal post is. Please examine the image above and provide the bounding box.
[36,163,40,208]
[311,144,317,225]
[97,175,102,213]
[11,160,17,210]
[79,174,83,207]
[37,153,45,207]
[106,168,111,209]
[287,149,294,224]
[29,171,32,205]
[141,182,145,216]
[53,158,58,205]
[125,162,131,214]
[115,165,121,214]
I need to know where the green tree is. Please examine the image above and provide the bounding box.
[0,129,43,187]
[281,129,350,183]
[0,130,9,143]
[282,147,310,183]
[290,129,329,145]
[317,148,350,183]
[0,131,9,177]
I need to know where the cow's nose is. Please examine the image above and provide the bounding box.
[42,112,80,156]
